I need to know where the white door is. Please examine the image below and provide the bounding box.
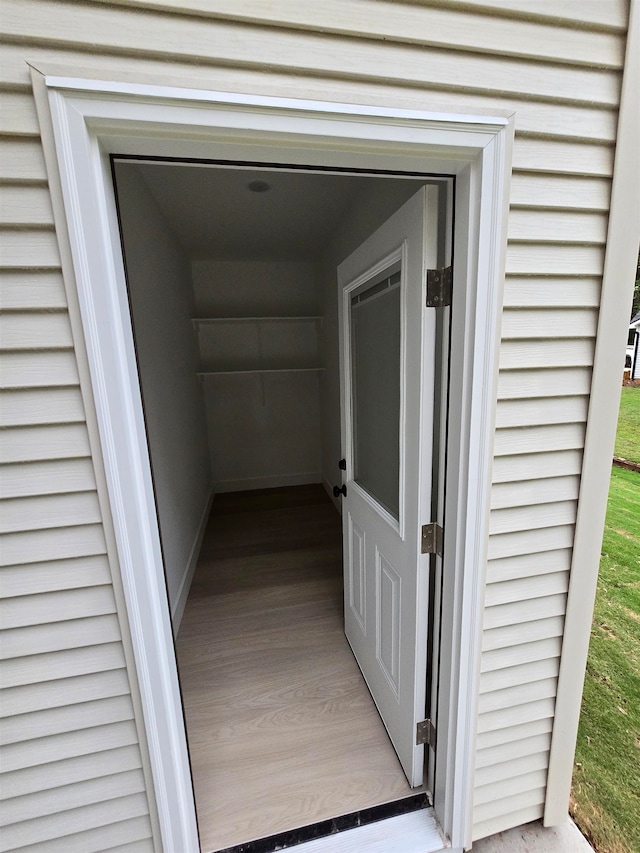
[336,186,439,787]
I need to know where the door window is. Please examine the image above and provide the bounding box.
[350,262,401,520]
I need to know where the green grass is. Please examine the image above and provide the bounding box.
[571,463,640,852]
[614,387,640,464]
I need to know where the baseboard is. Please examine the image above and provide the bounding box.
[322,475,342,514]
[171,487,214,636]
[214,472,322,493]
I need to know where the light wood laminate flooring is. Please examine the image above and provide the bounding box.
[176,485,414,852]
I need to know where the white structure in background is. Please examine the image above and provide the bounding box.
[626,310,640,380]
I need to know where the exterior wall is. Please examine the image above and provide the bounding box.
[0,0,631,848]
[0,129,160,853]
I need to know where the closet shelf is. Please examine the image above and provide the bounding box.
[198,367,325,377]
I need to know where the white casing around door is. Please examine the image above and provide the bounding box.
[337,185,439,787]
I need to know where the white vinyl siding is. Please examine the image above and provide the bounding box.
[0,53,155,848]
[0,0,630,845]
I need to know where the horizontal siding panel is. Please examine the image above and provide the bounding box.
[494,423,586,455]
[497,367,592,400]
[501,308,598,339]
[0,613,121,659]
[503,277,601,308]
[479,657,560,694]
[483,594,568,631]
[1,720,140,774]
[484,572,570,609]
[1,768,145,828]
[0,313,73,351]
[482,617,565,653]
[489,500,576,535]
[0,2,622,106]
[1,668,131,717]
[495,397,588,428]
[475,733,552,769]
[102,839,154,853]
[101,0,626,67]
[474,768,547,806]
[0,458,95,500]
[0,491,101,534]
[511,139,613,178]
[0,350,79,389]
[0,92,40,137]
[499,338,595,369]
[0,387,85,428]
[492,449,583,483]
[473,803,545,843]
[1,745,141,799]
[489,528,576,567]
[453,0,627,30]
[0,554,110,597]
[491,475,580,509]
[481,636,564,673]
[477,701,557,738]
[488,526,574,561]
[1,523,106,566]
[0,229,60,268]
[475,748,551,785]
[0,41,618,141]
[1,695,134,748]
[510,173,611,211]
[479,678,558,718]
[0,185,54,227]
[0,424,91,464]
[1,642,126,690]
[507,209,608,244]
[506,243,605,276]
[486,548,572,584]
[0,585,116,630]
[10,815,152,853]
[0,139,48,183]
[473,787,546,826]
[0,791,149,850]
[476,717,553,752]
[0,271,67,311]
[33,0,630,34]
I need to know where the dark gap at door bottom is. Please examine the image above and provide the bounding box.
[212,792,430,853]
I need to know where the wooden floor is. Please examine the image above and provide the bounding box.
[175,485,414,852]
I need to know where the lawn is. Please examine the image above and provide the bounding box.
[614,387,640,464]
[571,389,640,853]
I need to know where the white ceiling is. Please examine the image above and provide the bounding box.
[122,161,422,261]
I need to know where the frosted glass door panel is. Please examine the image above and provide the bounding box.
[350,267,401,520]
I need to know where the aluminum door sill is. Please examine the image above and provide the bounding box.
[287,807,453,853]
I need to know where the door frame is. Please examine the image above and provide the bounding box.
[33,69,513,853]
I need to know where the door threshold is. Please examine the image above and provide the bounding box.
[210,794,449,853]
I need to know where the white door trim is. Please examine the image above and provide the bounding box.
[34,72,513,852]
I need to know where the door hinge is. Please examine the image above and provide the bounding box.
[426,266,452,308]
[416,718,436,747]
[421,522,443,557]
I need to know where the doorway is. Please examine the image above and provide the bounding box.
[43,79,511,852]
[112,159,447,851]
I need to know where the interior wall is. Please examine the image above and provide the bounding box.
[191,259,323,492]
[318,180,428,503]
[114,163,213,621]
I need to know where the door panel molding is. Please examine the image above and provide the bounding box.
[348,513,366,635]
[35,70,513,851]
[376,549,401,699]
